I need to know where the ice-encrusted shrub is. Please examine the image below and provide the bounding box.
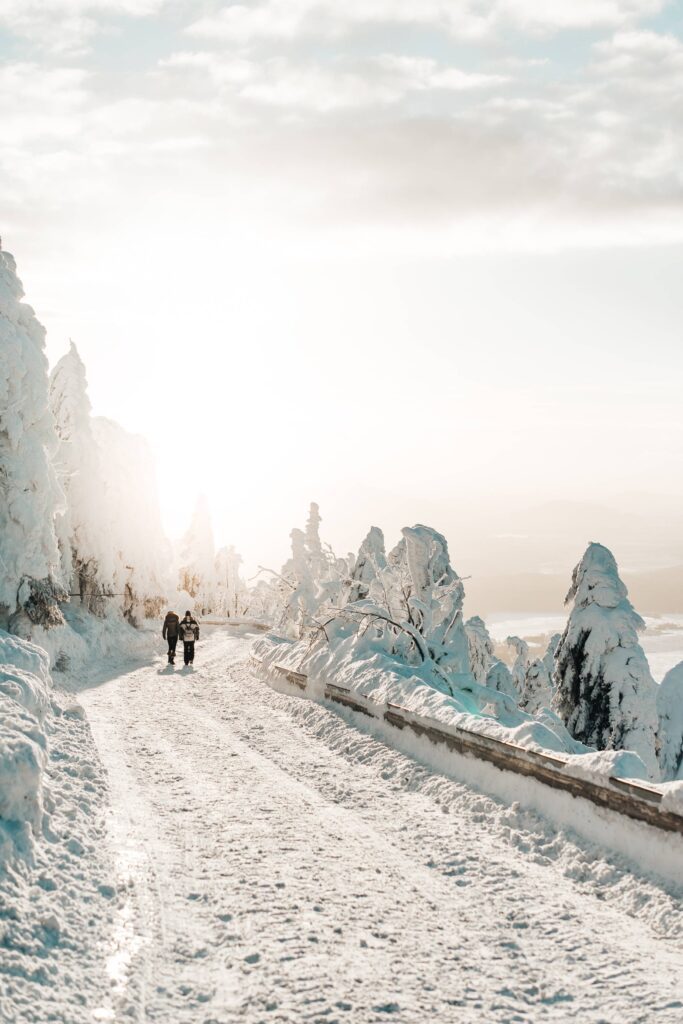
[553,542,659,778]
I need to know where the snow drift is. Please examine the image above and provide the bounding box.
[0,630,51,844]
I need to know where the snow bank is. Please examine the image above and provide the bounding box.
[0,630,51,841]
[254,632,683,883]
[253,629,653,782]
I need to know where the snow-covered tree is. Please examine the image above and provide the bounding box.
[506,636,529,698]
[366,526,470,677]
[519,633,560,715]
[657,662,683,781]
[520,659,553,715]
[348,526,386,603]
[178,496,217,615]
[0,247,65,627]
[92,417,170,624]
[284,527,318,637]
[465,616,495,685]
[553,542,659,777]
[304,502,324,579]
[215,545,249,618]
[485,659,517,700]
[543,633,561,678]
[49,342,114,613]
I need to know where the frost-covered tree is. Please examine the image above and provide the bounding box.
[520,633,560,715]
[284,527,318,637]
[0,247,65,627]
[49,342,114,613]
[506,636,529,698]
[348,526,386,603]
[92,417,170,624]
[657,662,683,781]
[465,616,495,685]
[520,659,553,715]
[542,632,561,680]
[366,526,470,677]
[304,501,324,579]
[215,545,249,618]
[553,542,659,777]
[178,496,217,615]
[485,659,517,700]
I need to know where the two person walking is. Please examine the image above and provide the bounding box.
[162,609,200,666]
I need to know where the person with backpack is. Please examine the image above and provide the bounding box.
[162,610,180,665]
[178,610,200,666]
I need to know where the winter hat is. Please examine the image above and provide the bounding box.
[185,610,191,616]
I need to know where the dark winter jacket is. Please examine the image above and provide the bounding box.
[162,612,180,639]
[178,616,199,643]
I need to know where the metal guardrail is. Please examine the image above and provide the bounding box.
[251,657,683,837]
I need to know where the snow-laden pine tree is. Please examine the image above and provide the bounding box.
[178,496,217,615]
[215,545,249,619]
[304,502,324,579]
[400,525,470,677]
[485,659,517,700]
[543,633,561,678]
[0,247,65,626]
[348,526,386,603]
[49,342,114,613]
[506,636,529,698]
[657,662,683,781]
[285,527,318,637]
[92,417,170,624]
[520,660,552,715]
[553,542,659,777]
[465,616,495,685]
[519,633,560,715]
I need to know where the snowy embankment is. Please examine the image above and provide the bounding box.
[0,619,160,1022]
[253,633,683,885]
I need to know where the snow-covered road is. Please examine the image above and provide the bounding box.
[80,628,683,1023]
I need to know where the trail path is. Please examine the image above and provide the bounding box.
[80,628,683,1023]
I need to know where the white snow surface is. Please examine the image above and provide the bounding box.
[2,626,683,1022]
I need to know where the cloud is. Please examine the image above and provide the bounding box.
[186,0,667,45]
[161,50,508,112]
[2,1,682,254]
[0,0,167,53]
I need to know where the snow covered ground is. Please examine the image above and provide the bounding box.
[28,626,677,1023]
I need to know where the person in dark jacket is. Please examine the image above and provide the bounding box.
[178,610,199,666]
[162,610,180,664]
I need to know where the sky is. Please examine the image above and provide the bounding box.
[2,0,683,583]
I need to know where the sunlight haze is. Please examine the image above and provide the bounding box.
[3,0,683,594]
